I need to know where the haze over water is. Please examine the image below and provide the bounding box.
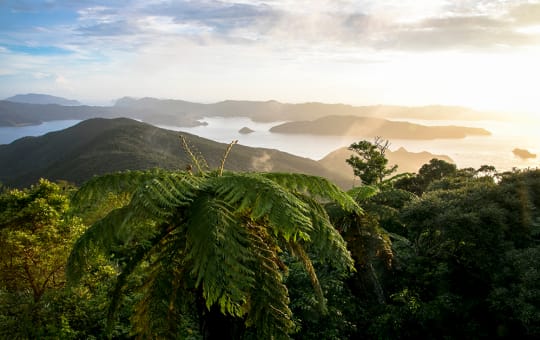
[1,115,538,173]
[166,116,540,172]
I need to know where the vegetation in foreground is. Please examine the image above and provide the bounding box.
[1,137,539,339]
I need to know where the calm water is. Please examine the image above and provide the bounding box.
[0,120,82,145]
[1,117,538,172]
[164,116,540,172]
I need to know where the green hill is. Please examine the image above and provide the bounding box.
[0,118,351,188]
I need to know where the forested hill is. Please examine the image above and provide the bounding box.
[0,117,351,188]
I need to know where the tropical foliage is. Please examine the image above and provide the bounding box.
[1,138,539,339]
[66,140,360,339]
[346,137,398,185]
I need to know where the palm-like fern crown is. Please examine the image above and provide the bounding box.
[68,138,361,339]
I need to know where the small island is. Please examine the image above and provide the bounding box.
[239,126,255,134]
[513,148,537,159]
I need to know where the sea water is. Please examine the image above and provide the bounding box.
[0,120,82,145]
[164,116,540,172]
[1,117,538,172]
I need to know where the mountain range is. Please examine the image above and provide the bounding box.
[1,94,504,128]
[0,118,454,189]
[5,93,81,106]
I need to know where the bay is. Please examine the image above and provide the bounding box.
[0,120,82,145]
[164,116,540,172]
[1,117,538,172]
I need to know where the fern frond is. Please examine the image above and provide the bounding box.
[297,193,354,272]
[288,241,327,314]
[127,172,202,223]
[185,194,255,317]
[219,140,238,176]
[180,135,209,174]
[71,169,168,208]
[66,205,137,283]
[347,184,379,202]
[245,223,294,339]
[132,258,200,339]
[69,172,201,283]
[104,223,175,336]
[263,173,362,214]
[209,173,313,241]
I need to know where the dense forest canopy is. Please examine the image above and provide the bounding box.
[1,139,539,339]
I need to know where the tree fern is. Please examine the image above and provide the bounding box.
[67,140,358,338]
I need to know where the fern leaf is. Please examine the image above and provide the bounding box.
[132,258,201,339]
[245,223,294,339]
[185,194,255,317]
[180,135,209,174]
[263,173,362,214]
[347,184,379,202]
[66,205,134,283]
[297,193,354,272]
[209,173,314,242]
[288,241,327,314]
[71,169,168,208]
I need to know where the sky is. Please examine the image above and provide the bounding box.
[0,0,539,117]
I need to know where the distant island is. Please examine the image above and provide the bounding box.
[239,127,255,134]
[269,115,491,140]
[513,148,537,159]
[5,93,81,106]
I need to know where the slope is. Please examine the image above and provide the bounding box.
[0,118,351,188]
[319,146,455,184]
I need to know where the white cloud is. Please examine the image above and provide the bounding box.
[1,0,540,114]
[55,74,68,84]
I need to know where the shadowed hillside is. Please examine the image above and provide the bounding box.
[319,146,454,184]
[0,118,351,188]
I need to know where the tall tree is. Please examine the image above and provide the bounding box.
[67,140,360,339]
[346,137,398,186]
[0,179,83,303]
[0,179,86,338]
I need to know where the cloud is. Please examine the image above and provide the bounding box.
[33,72,52,79]
[55,74,68,84]
[509,2,540,25]
[149,1,277,26]
[1,0,540,108]
[78,20,140,36]
[374,14,540,51]
[346,1,540,52]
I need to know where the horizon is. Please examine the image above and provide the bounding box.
[1,1,539,118]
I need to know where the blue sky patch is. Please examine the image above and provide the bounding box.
[3,44,73,56]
